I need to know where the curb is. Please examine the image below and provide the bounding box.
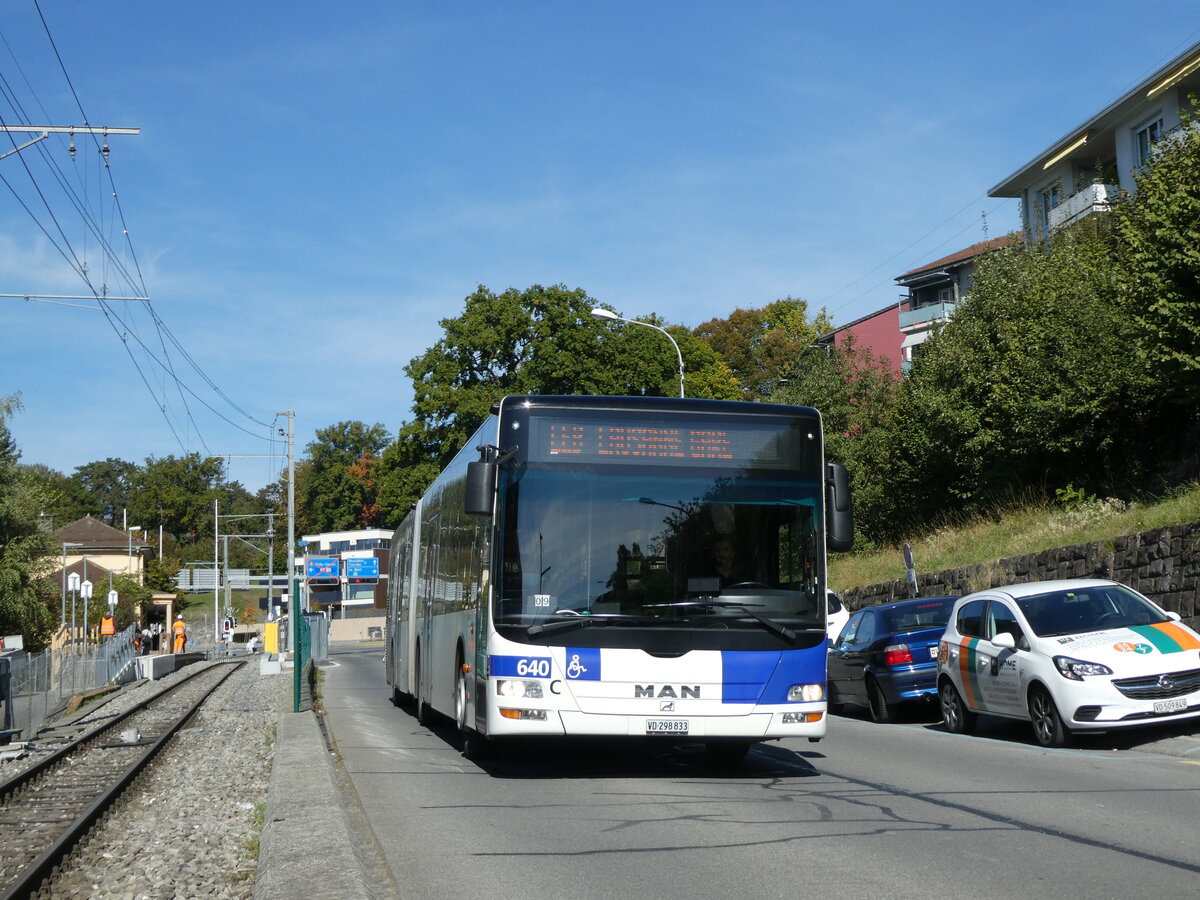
[252,709,371,900]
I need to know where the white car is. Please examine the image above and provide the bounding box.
[937,579,1200,747]
[826,590,850,642]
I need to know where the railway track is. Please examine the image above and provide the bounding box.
[0,661,242,900]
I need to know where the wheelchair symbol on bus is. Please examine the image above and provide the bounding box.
[566,654,588,679]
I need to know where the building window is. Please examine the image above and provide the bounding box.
[1135,116,1163,167]
[937,287,954,306]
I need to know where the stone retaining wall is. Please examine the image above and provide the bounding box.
[840,522,1200,630]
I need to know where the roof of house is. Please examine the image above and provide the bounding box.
[56,515,133,547]
[989,39,1200,197]
[897,234,1019,282]
[46,557,117,584]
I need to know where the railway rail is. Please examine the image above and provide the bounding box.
[0,660,242,900]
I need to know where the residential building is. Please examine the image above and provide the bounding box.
[817,303,903,376]
[895,235,1018,370]
[54,515,149,584]
[990,39,1200,241]
[298,528,392,621]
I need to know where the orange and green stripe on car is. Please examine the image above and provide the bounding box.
[956,637,983,708]
[1128,623,1200,654]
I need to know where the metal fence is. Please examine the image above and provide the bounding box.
[0,624,139,741]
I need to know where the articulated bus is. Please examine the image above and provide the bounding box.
[385,395,853,760]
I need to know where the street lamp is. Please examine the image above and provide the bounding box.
[590,307,685,399]
[127,525,143,581]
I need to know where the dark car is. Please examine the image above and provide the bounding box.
[827,596,957,723]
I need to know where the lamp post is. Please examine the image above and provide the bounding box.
[590,307,685,398]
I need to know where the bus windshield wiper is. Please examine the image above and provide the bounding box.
[526,613,657,637]
[648,599,798,642]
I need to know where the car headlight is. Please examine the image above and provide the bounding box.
[1053,656,1113,681]
[496,679,543,699]
[788,683,825,702]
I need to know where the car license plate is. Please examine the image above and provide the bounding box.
[646,719,689,735]
[1154,697,1186,714]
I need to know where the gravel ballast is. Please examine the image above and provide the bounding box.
[2,658,286,900]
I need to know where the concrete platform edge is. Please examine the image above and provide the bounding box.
[253,709,371,900]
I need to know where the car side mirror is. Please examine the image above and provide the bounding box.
[991,632,1016,650]
[1167,611,1182,622]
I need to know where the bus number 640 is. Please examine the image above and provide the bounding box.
[516,658,551,678]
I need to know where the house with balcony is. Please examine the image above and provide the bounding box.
[895,235,1018,370]
[989,39,1200,241]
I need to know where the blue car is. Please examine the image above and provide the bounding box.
[827,596,957,723]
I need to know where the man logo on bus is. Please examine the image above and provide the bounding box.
[635,685,701,699]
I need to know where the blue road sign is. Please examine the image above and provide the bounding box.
[306,557,340,580]
[345,557,380,580]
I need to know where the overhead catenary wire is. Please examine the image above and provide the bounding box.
[0,2,280,473]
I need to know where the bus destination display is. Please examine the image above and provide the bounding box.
[530,417,806,467]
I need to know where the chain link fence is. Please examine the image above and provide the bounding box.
[0,624,140,741]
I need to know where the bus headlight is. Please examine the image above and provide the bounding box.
[497,679,544,699]
[788,684,825,702]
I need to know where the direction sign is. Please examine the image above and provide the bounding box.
[345,557,380,581]
[305,557,340,582]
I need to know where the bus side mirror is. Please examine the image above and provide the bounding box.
[826,461,853,553]
[464,458,496,517]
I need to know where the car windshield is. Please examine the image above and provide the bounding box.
[1015,584,1170,637]
[495,464,826,638]
[881,598,955,633]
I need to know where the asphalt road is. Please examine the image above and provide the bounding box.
[320,643,1200,900]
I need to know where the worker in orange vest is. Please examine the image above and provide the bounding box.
[100,612,116,638]
[172,614,187,653]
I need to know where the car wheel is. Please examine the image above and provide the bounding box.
[827,682,844,715]
[866,678,893,724]
[1029,685,1070,748]
[939,678,976,734]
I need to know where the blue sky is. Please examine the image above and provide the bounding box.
[1,1,1198,493]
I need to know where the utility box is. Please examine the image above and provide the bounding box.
[263,622,279,655]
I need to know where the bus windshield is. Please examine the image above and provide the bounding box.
[495,462,826,640]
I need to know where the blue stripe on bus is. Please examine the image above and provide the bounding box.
[489,655,553,678]
[720,649,825,705]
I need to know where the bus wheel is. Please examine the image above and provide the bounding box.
[454,660,469,731]
[415,649,432,727]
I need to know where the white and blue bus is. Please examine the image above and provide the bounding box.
[385,395,853,760]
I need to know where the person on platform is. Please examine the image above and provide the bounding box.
[172,614,187,654]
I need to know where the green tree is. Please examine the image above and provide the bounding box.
[694,298,834,399]
[1112,98,1200,394]
[65,457,137,525]
[126,454,222,542]
[297,421,391,534]
[856,229,1158,540]
[0,395,60,648]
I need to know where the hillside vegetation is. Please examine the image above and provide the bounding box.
[829,482,1200,591]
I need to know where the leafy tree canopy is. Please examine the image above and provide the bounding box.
[695,298,834,399]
